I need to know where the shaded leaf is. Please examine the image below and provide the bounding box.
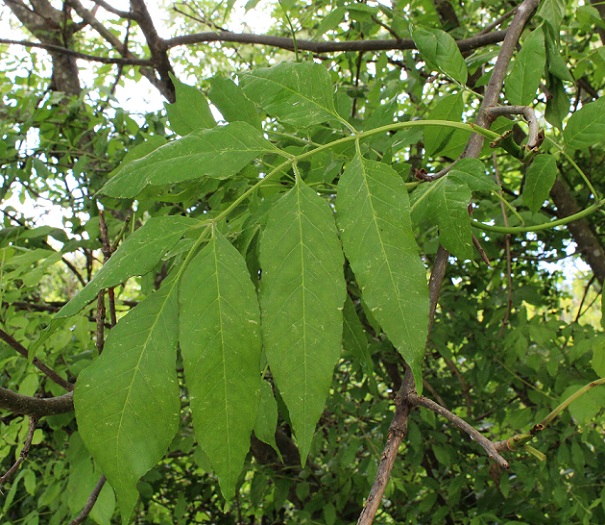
[165,74,216,135]
[424,93,464,157]
[505,27,546,106]
[179,231,261,499]
[208,76,261,129]
[450,158,498,192]
[411,174,474,260]
[254,380,280,456]
[591,336,605,376]
[260,179,346,463]
[240,62,338,127]
[101,122,278,198]
[336,156,429,390]
[57,216,195,318]
[564,98,605,149]
[75,275,181,524]
[523,154,557,213]
[342,295,372,374]
[536,0,565,31]
[412,26,468,84]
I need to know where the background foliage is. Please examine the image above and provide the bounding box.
[0,0,604,524]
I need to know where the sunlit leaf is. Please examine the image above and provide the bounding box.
[412,25,468,84]
[260,179,346,463]
[101,122,278,198]
[179,231,261,499]
[208,76,261,129]
[336,156,429,391]
[523,154,557,213]
[505,27,546,106]
[165,74,216,135]
[564,98,605,149]
[75,275,181,524]
[57,216,196,318]
[240,62,338,127]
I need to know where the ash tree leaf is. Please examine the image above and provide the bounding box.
[592,336,605,376]
[536,0,565,32]
[564,98,605,149]
[336,156,429,391]
[449,158,498,192]
[57,216,196,319]
[412,26,468,84]
[240,62,338,127]
[424,93,464,157]
[165,73,216,135]
[179,230,262,500]
[342,296,373,375]
[254,380,281,457]
[74,275,181,524]
[522,154,558,213]
[505,27,546,106]
[260,179,346,463]
[101,122,278,198]
[208,76,262,130]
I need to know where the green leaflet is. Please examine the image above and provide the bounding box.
[260,179,346,463]
[57,216,196,318]
[165,74,216,135]
[240,62,339,127]
[505,27,546,106]
[342,296,373,375]
[74,275,181,524]
[412,26,468,84]
[179,231,262,500]
[523,154,558,213]
[564,98,605,149]
[336,156,428,391]
[100,122,278,198]
[424,93,464,157]
[536,0,566,32]
[208,76,262,129]
[411,159,494,260]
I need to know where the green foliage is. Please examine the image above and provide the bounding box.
[2,1,605,524]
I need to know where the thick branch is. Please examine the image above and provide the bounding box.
[0,388,74,417]
[166,29,507,53]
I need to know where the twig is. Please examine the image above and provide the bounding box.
[357,369,415,525]
[68,476,107,525]
[477,6,518,36]
[98,210,117,327]
[409,394,509,468]
[91,0,133,19]
[486,105,540,149]
[0,38,151,65]
[493,153,513,336]
[472,235,491,266]
[0,329,73,391]
[0,388,74,418]
[573,274,597,323]
[0,416,37,485]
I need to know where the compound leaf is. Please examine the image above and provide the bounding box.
[260,179,346,463]
[336,156,428,391]
[240,62,338,127]
[57,216,196,318]
[75,275,181,524]
[179,231,262,500]
[101,122,277,198]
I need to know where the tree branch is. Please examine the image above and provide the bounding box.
[0,416,37,485]
[0,388,74,417]
[409,394,509,468]
[68,476,107,525]
[0,329,73,391]
[0,38,152,65]
[166,29,507,53]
